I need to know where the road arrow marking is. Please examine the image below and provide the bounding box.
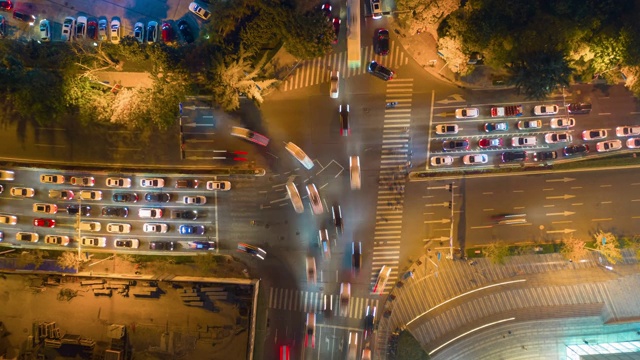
[546,177,575,183]
[546,229,576,234]
[424,219,451,224]
[435,94,466,104]
[545,194,576,200]
[424,236,449,242]
[546,211,575,216]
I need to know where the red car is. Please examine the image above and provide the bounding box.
[332,18,340,44]
[33,218,56,228]
[87,20,98,39]
[0,1,13,11]
[478,138,504,148]
[161,22,172,42]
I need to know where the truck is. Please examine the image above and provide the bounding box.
[490,104,523,117]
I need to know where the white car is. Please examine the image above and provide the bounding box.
[455,108,479,119]
[206,181,231,191]
[511,136,537,146]
[286,181,304,213]
[70,176,95,186]
[430,156,454,167]
[517,120,542,130]
[230,126,269,146]
[10,187,35,197]
[61,16,75,41]
[107,223,131,234]
[435,124,459,135]
[110,18,120,44]
[330,70,339,98]
[39,19,51,42]
[616,126,640,137]
[348,332,358,360]
[0,170,15,181]
[40,174,65,184]
[306,256,316,284]
[33,203,57,214]
[349,156,361,190]
[106,177,132,188]
[544,132,572,144]
[533,104,559,115]
[98,18,108,41]
[582,129,607,141]
[188,2,212,20]
[139,208,163,219]
[81,236,107,247]
[371,0,382,19]
[76,16,87,40]
[596,139,622,152]
[143,223,168,233]
[285,142,314,170]
[306,183,323,215]
[183,195,206,205]
[79,221,101,232]
[140,178,165,188]
[462,154,488,165]
[134,22,144,43]
[626,138,640,149]
[340,282,351,317]
[114,239,139,249]
[44,235,70,246]
[373,265,391,294]
[0,214,17,225]
[17,232,39,242]
[79,190,102,201]
[550,118,575,128]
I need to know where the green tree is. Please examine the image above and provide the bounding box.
[209,47,278,111]
[507,50,572,99]
[483,241,510,265]
[593,230,622,264]
[283,11,333,60]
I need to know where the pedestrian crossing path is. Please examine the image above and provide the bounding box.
[370,79,414,294]
[268,287,379,319]
[281,41,410,91]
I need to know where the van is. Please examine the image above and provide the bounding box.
[79,221,101,232]
[285,181,304,214]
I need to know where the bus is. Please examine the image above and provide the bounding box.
[346,0,361,68]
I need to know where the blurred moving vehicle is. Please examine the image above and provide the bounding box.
[352,241,362,272]
[237,242,266,260]
[330,70,339,98]
[306,256,316,284]
[350,156,361,190]
[332,205,343,234]
[340,282,351,316]
[364,305,376,339]
[318,229,331,259]
[306,184,323,215]
[373,265,391,294]
[305,312,316,348]
[285,142,314,169]
[286,181,304,213]
[230,126,269,146]
[188,241,215,250]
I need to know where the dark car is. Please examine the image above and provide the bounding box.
[188,241,215,250]
[171,210,198,220]
[175,179,199,188]
[161,22,172,42]
[352,241,361,272]
[501,151,527,163]
[332,205,343,234]
[375,29,389,55]
[145,192,171,203]
[339,104,349,136]
[563,144,589,156]
[112,193,138,203]
[66,205,91,216]
[101,206,129,217]
[567,102,592,114]
[87,20,97,39]
[442,139,470,151]
[331,17,340,44]
[533,151,557,162]
[367,60,394,81]
[149,241,176,251]
[364,305,376,340]
[177,20,194,43]
[12,10,35,25]
[321,2,332,19]
[0,1,12,11]
[179,225,205,235]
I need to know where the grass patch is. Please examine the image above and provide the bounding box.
[395,330,430,360]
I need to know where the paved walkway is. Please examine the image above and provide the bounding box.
[374,250,640,359]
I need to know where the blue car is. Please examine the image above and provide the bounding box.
[179,225,205,235]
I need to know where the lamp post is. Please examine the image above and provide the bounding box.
[448,183,454,260]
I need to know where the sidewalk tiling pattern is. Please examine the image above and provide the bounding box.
[370,79,414,295]
[267,287,379,319]
[281,41,410,91]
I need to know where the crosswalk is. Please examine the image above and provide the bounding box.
[281,41,410,91]
[268,287,379,319]
[370,79,414,294]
